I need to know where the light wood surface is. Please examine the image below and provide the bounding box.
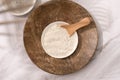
[61,17,91,36]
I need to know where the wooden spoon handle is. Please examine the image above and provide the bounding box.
[69,17,91,31]
[61,17,91,36]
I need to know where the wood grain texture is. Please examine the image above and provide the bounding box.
[23,0,98,75]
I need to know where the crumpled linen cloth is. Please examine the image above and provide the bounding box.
[1,0,120,80]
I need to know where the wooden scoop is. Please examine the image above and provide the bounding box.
[61,17,91,36]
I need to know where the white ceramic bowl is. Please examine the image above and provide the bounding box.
[41,21,78,58]
[3,0,37,16]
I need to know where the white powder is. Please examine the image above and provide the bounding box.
[41,21,78,58]
[3,0,36,15]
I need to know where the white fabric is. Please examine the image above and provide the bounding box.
[0,0,120,80]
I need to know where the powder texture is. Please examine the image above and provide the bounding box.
[41,21,78,58]
[3,0,35,15]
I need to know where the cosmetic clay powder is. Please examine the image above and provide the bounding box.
[41,21,78,58]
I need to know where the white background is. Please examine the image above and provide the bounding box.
[0,0,120,80]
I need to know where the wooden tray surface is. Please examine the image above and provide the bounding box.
[24,0,98,75]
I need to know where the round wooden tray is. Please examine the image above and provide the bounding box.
[24,0,98,75]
